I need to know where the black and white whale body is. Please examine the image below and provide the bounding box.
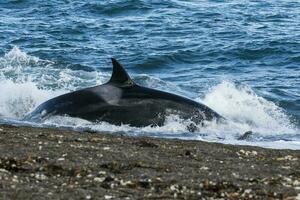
[25,59,224,129]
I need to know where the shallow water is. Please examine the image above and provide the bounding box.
[0,0,299,149]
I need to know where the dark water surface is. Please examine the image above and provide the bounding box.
[0,0,299,149]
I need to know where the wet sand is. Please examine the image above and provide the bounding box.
[0,124,299,199]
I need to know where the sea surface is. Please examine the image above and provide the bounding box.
[0,0,299,149]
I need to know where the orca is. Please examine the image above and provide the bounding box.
[25,58,224,130]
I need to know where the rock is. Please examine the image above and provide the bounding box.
[0,124,299,199]
[238,131,253,140]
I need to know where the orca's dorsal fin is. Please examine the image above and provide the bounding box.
[108,58,135,87]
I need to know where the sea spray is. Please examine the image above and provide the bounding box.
[0,47,102,118]
[0,47,298,149]
[202,81,297,134]
[0,46,49,84]
[0,80,58,119]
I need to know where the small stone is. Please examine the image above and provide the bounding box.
[155,177,163,182]
[35,173,47,180]
[232,173,240,178]
[276,155,298,161]
[170,184,178,191]
[104,176,114,182]
[12,176,19,183]
[122,180,137,188]
[251,151,258,156]
[200,166,209,170]
[90,137,103,142]
[94,177,105,182]
[244,189,252,194]
[76,174,82,178]
[104,195,113,199]
[0,168,10,174]
[185,150,191,156]
[238,131,253,140]
[293,180,300,186]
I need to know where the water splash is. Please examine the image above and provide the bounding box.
[202,81,297,135]
[0,46,50,83]
[0,80,60,119]
[0,47,101,119]
[0,46,104,90]
[2,46,40,65]
[0,47,298,149]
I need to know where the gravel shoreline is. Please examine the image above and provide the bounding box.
[0,124,299,199]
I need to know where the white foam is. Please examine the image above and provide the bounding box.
[1,46,40,65]
[221,140,300,150]
[0,47,299,149]
[39,81,299,149]
[0,46,103,119]
[0,47,59,118]
[0,80,63,119]
[201,81,297,135]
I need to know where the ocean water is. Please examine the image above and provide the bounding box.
[0,0,299,149]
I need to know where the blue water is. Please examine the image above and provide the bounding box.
[0,0,299,149]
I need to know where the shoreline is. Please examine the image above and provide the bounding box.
[0,124,299,199]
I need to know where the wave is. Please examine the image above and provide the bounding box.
[35,80,298,149]
[0,80,60,119]
[202,81,297,135]
[0,47,298,149]
[0,46,103,118]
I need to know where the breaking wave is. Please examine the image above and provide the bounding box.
[0,47,299,149]
[202,81,296,135]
